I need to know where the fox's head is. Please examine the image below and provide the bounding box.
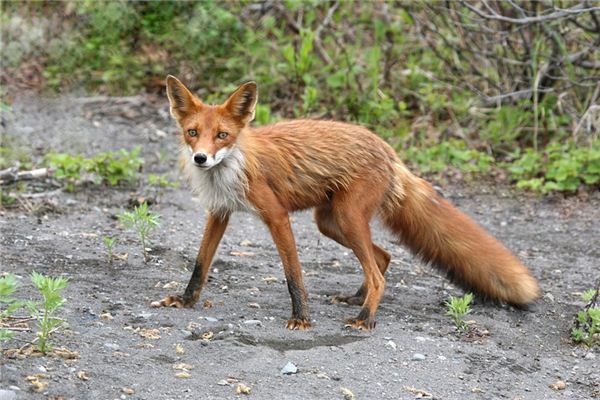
[166,75,257,169]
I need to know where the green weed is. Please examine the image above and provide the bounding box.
[118,202,160,262]
[445,293,474,332]
[405,139,494,175]
[507,141,600,193]
[28,272,69,354]
[0,274,24,341]
[571,287,600,347]
[102,236,118,264]
[45,147,143,191]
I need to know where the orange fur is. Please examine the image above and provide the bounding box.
[156,77,540,330]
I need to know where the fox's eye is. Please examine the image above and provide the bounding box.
[217,132,228,140]
[187,129,198,137]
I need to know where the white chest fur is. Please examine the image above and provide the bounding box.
[181,146,254,216]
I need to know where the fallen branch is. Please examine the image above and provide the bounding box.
[0,167,49,184]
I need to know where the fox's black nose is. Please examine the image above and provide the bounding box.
[193,153,207,165]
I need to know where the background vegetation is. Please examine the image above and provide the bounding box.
[1,0,599,193]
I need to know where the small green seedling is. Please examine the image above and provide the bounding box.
[118,202,160,262]
[28,272,69,353]
[0,274,24,341]
[445,293,474,332]
[571,287,599,347]
[103,236,118,263]
[148,174,179,202]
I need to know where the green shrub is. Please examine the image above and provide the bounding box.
[507,141,600,193]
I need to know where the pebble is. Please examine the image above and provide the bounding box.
[543,293,555,302]
[412,353,426,361]
[0,390,16,400]
[204,317,218,322]
[104,343,120,350]
[244,319,262,326]
[385,340,397,350]
[281,362,298,375]
[584,352,596,359]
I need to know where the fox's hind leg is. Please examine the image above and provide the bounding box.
[324,177,388,330]
[315,204,391,306]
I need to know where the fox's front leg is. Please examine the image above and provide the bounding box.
[250,187,311,329]
[152,212,229,308]
[264,211,311,329]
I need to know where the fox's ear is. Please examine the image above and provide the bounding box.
[223,82,257,125]
[166,75,200,120]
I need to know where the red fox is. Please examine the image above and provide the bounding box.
[151,76,540,331]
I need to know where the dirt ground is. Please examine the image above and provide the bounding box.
[1,95,598,400]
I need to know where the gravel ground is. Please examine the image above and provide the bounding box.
[1,96,598,399]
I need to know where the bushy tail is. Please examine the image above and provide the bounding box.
[382,168,540,305]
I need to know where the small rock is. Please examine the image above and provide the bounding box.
[101,312,114,321]
[217,380,229,386]
[155,129,167,138]
[244,319,262,326]
[584,352,596,360]
[0,390,17,400]
[247,302,261,309]
[204,317,218,322]
[240,239,253,246]
[104,343,120,350]
[412,353,426,361]
[543,293,555,303]
[281,362,298,375]
[549,380,566,390]
[122,388,135,395]
[385,340,397,351]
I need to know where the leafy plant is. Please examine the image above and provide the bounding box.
[406,139,494,175]
[571,287,600,347]
[89,147,143,186]
[45,148,143,191]
[445,293,474,332]
[103,236,118,263]
[118,202,160,262]
[45,153,87,192]
[0,274,24,341]
[507,141,600,193]
[28,272,69,353]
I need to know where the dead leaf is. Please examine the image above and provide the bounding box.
[201,331,214,341]
[262,276,278,284]
[340,387,355,400]
[53,347,79,359]
[175,343,185,355]
[403,386,433,398]
[173,363,194,371]
[175,371,191,379]
[247,302,260,309]
[236,383,251,395]
[162,281,180,289]
[203,299,213,309]
[230,251,255,257]
[26,374,48,392]
[139,328,161,340]
[77,371,89,381]
[240,239,253,246]
[549,380,566,390]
